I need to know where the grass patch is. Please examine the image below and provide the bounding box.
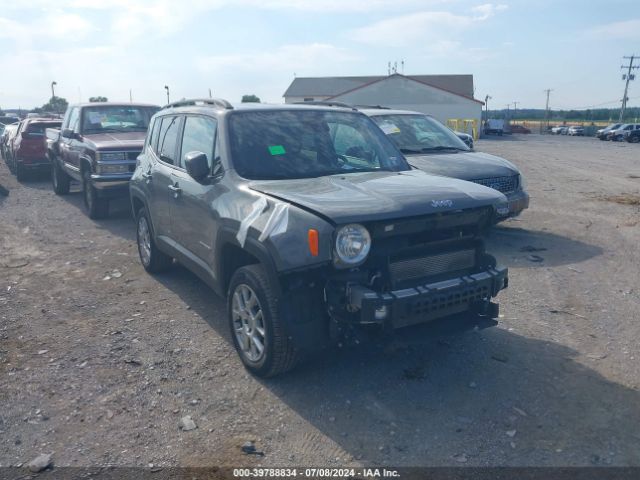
[602,194,640,206]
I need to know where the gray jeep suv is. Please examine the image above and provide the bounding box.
[130,99,509,377]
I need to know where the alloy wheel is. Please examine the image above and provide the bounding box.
[231,284,266,362]
[137,215,152,267]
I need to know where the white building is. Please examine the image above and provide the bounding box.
[283,73,484,133]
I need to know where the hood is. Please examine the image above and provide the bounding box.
[405,151,519,181]
[248,170,507,224]
[82,131,146,150]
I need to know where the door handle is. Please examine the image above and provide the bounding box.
[168,184,181,197]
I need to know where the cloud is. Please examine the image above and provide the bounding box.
[349,4,507,47]
[2,0,449,13]
[196,43,361,102]
[587,19,640,40]
[0,13,93,41]
[472,3,508,20]
[197,43,358,73]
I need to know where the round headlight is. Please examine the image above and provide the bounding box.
[335,224,371,266]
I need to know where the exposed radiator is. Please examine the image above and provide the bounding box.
[390,249,476,283]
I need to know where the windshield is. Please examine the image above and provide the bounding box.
[228,110,409,180]
[371,114,470,153]
[81,106,159,134]
[25,122,62,135]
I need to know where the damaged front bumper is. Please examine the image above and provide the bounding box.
[339,266,508,329]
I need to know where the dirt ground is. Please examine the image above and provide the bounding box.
[1,134,639,469]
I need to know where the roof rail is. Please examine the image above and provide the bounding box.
[293,100,356,110]
[163,98,233,110]
[353,104,390,110]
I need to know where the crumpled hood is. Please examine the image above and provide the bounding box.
[249,170,507,224]
[83,132,146,150]
[407,151,519,181]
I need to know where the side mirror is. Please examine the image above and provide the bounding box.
[184,151,209,181]
[61,128,76,139]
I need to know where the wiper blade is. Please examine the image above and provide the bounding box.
[399,147,423,154]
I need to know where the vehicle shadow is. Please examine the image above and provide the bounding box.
[153,264,639,466]
[477,134,528,143]
[485,224,603,268]
[19,175,136,241]
[264,325,640,466]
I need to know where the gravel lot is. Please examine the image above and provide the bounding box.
[1,134,639,469]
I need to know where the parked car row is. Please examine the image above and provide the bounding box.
[3,99,528,377]
[549,122,640,142]
[596,123,640,142]
[1,117,63,180]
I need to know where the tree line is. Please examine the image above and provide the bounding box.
[489,107,640,122]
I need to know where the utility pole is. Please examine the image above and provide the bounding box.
[51,81,57,99]
[543,89,553,133]
[129,89,133,102]
[164,85,170,105]
[513,101,519,119]
[505,104,511,121]
[484,95,492,125]
[619,55,638,122]
[208,88,212,99]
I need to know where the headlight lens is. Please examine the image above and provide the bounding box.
[334,224,371,266]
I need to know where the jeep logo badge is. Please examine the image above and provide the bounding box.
[431,199,453,208]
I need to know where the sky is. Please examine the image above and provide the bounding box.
[0,0,638,111]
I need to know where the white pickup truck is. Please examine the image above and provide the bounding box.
[484,119,505,135]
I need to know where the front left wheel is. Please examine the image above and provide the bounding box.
[82,170,109,219]
[15,162,27,182]
[228,265,299,377]
[51,156,71,195]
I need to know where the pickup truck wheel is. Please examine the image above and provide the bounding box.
[136,208,172,272]
[16,162,27,182]
[51,158,70,195]
[82,170,109,219]
[228,265,298,377]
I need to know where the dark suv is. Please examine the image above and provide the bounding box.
[131,99,509,377]
[361,108,529,219]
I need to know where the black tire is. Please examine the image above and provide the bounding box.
[51,156,70,195]
[16,161,27,182]
[228,265,298,377]
[136,207,172,273]
[629,136,640,144]
[82,169,109,219]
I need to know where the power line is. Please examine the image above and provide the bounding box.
[619,54,638,122]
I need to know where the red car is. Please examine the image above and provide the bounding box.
[11,118,62,180]
[509,124,531,134]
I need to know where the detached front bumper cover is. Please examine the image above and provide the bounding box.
[347,266,508,329]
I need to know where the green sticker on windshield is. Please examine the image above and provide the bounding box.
[268,145,286,156]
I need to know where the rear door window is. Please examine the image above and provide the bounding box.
[25,122,61,136]
[157,116,181,165]
[147,117,161,154]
